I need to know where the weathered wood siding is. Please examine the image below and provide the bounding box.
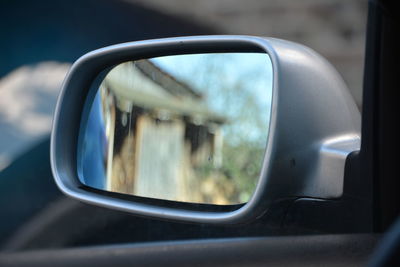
[134,115,186,201]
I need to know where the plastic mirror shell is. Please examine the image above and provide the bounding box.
[51,36,360,224]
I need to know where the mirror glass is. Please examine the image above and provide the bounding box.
[78,53,273,205]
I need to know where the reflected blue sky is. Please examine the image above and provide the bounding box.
[151,53,272,108]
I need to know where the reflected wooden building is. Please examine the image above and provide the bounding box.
[100,60,226,203]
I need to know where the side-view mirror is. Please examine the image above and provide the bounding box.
[51,36,360,224]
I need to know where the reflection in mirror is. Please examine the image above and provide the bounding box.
[78,53,273,205]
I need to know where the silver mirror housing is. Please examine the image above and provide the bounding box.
[51,36,360,224]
